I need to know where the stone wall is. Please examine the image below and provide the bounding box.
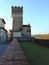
[34,39,49,48]
[12,6,23,32]
[22,25,31,37]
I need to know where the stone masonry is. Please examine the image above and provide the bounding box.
[0,38,30,65]
[12,6,23,32]
[12,6,31,37]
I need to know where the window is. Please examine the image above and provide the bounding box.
[0,30,1,33]
[27,29,31,32]
[0,37,1,41]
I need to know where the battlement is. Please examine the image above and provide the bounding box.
[12,6,23,13]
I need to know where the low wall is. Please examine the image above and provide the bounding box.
[34,39,49,48]
[16,37,33,42]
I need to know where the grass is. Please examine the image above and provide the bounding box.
[20,42,49,65]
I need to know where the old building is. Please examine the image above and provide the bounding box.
[12,6,23,37]
[12,6,31,38]
[0,18,7,43]
[22,24,31,37]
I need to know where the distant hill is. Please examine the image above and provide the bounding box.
[32,34,49,39]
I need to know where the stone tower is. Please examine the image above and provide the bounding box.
[12,6,23,32]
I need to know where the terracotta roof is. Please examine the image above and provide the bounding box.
[0,18,6,24]
[2,19,6,24]
[0,27,7,32]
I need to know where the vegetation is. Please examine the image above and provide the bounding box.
[32,34,49,39]
[20,42,49,65]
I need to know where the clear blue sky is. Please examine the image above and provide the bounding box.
[0,0,49,35]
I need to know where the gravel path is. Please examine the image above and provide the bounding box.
[0,38,30,65]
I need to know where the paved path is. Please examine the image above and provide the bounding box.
[0,38,30,65]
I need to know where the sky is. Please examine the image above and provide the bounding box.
[0,0,49,35]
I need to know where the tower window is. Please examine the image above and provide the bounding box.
[27,29,31,32]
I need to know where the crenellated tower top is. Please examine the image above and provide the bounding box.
[12,6,23,14]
